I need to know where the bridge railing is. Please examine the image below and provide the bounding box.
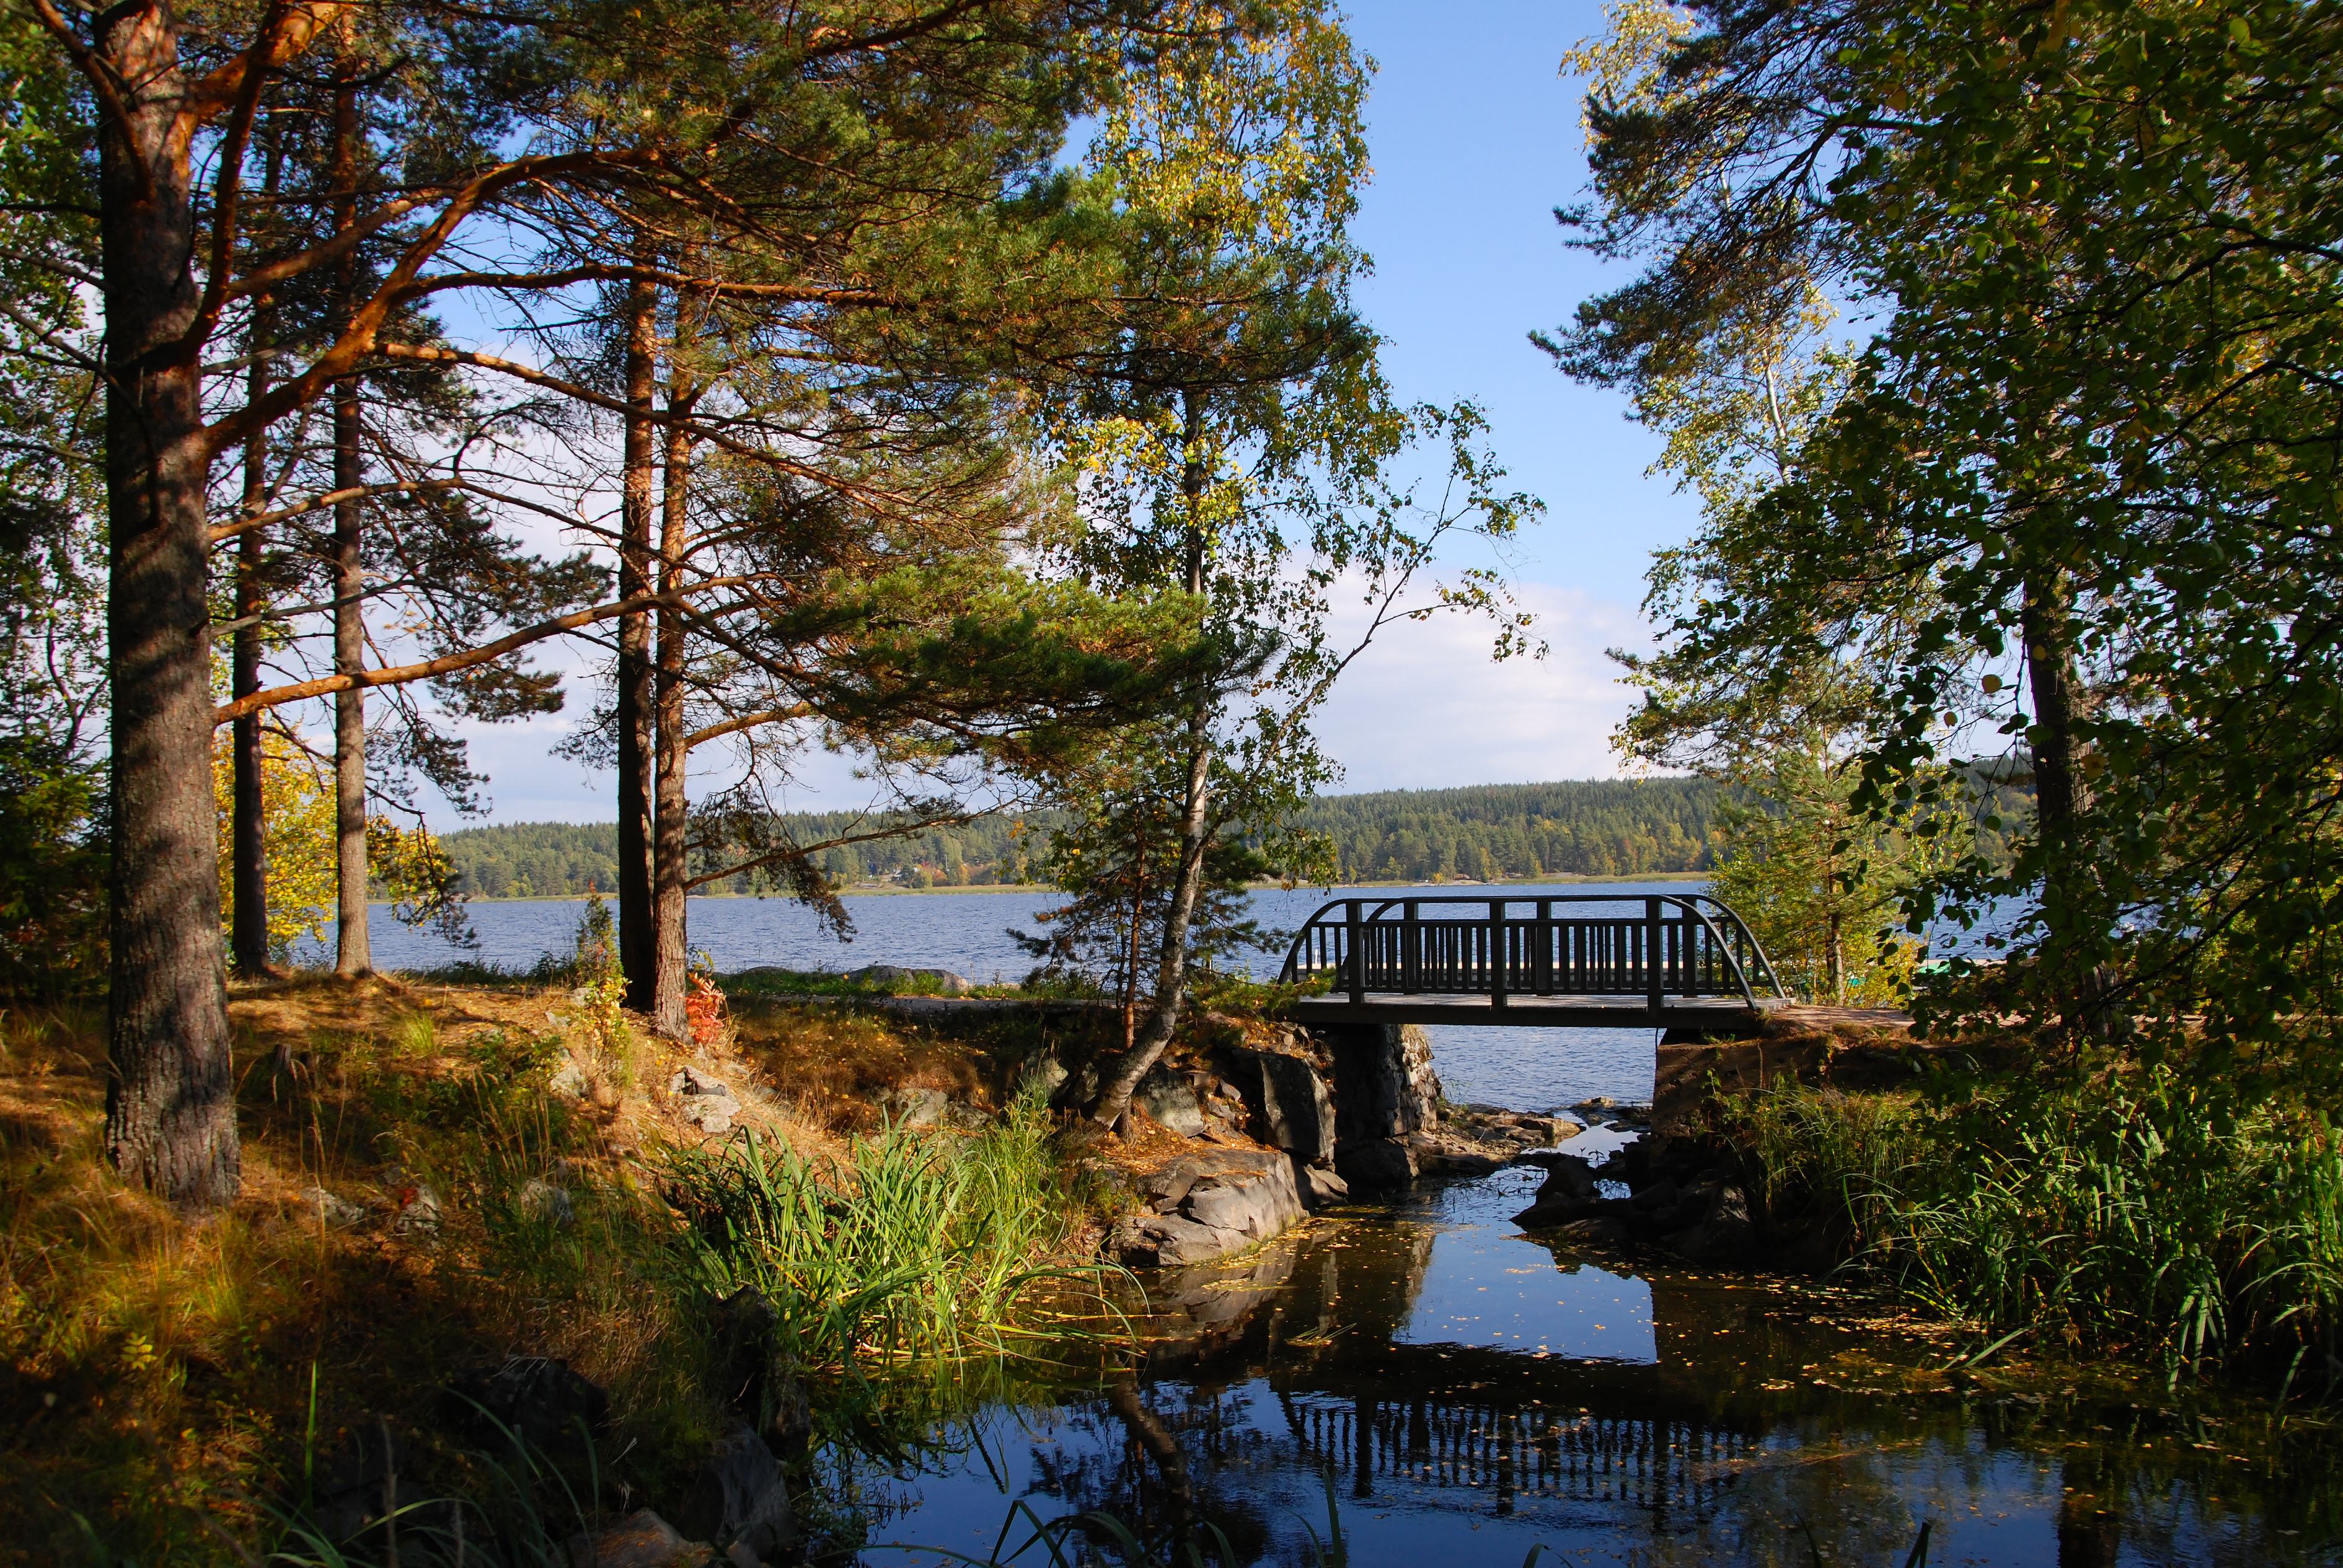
[1276,892,1786,1009]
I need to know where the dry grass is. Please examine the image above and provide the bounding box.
[0,976,1113,1566]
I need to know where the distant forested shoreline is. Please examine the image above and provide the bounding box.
[438,778,1727,899]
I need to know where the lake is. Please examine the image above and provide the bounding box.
[841,1166,2323,1568]
[331,881,1717,1112]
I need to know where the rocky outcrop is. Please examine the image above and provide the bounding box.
[847,963,973,995]
[1108,1150,1308,1267]
[668,1064,741,1135]
[563,1509,704,1568]
[1511,1136,1771,1266]
[1216,1039,1336,1163]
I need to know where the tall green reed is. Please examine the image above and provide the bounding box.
[1725,1070,2343,1370]
[659,1089,1114,1373]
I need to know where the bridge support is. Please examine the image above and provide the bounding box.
[1311,1021,1442,1190]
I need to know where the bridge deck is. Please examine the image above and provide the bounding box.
[1287,992,1793,1029]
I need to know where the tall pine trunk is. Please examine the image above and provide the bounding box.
[651,299,699,1039]
[616,270,659,1010]
[231,323,272,977]
[329,68,370,977]
[99,0,240,1204]
[229,131,283,979]
[1088,397,1213,1130]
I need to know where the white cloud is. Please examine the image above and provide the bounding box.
[1311,582,1652,791]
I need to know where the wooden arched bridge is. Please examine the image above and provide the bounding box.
[1277,892,1789,1029]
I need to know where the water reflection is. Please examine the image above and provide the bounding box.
[862,1167,2331,1568]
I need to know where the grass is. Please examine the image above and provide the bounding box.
[0,977,1131,1566]
[1721,1065,2343,1378]
[663,1090,1124,1375]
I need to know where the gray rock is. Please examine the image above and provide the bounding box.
[1020,1054,1069,1099]
[1334,1138,1417,1192]
[676,1423,795,1560]
[564,1509,700,1568]
[682,1095,741,1135]
[1406,1134,1504,1178]
[671,1064,730,1098]
[1532,1157,1600,1202]
[301,1186,366,1228]
[848,964,972,995]
[1554,1215,1631,1246]
[1134,1064,1207,1137]
[520,1178,575,1229]
[1295,1160,1349,1208]
[1667,1184,1758,1264]
[1109,1212,1232,1267]
[547,1056,589,1098]
[1511,1194,1631,1230]
[1218,1044,1336,1161]
[884,1086,950,1129]
[1110,1150,1307,1266]
[392,1180,442,1244]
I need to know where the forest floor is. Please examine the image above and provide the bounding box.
[0,974,1196,1567]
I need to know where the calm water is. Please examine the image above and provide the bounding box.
[841,1168,2329,1568]
[332,882,1695,1111]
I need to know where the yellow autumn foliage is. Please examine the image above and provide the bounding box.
[212,729,336,961]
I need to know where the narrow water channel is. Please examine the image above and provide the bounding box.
[837,1165,2337,1568]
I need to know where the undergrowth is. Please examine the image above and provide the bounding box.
[0,980,1123,1565]
[1724,1068,2343,1381]
[663,1088,1123,1372]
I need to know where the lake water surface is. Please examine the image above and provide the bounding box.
[841,1166,2327,1568]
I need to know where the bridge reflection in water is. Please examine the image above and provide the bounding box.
[857,1164,2318,1568]
[1284,1396,1758,1515]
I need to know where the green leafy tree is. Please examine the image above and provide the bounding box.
[1036,0,1539,1129]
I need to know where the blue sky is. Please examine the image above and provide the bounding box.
[456,1,1700,822]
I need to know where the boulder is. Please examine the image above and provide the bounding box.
[1216,1044,1336,1163]
[883,1085,950,1129]
[1511,1194,1632,1231]
[1134,1064,1207,1137]
[564,1509,705,1568]
[1530,1156,1599,1203]
[681,1096,741,1135]
[301,1186,366,1228]
[674,1423,795,1561]
[1295,1158,1349,1209]
[521,1178,576,1228]
[1334,1137,1416,1193]
[1664,1184,1759,1265]
[671,1064,730,1098]
[547,1055,590,1098]
[446,1357,610,1459]
[391,1179,442,1245]
[847,964,971,995]
[1553,1215,1631,1246]
[1108,1150,1307,1267]
[1405,1133,1504,1178]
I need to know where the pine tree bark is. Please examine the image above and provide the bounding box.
[231,129,285,980]
[617,270,659,1010]
[651,300,699,1040]
[1088,395,1213,1130]
[329,66,370,977]
[231,322,273,977]
[99,0,240,1204]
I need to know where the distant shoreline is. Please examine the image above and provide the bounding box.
[417,871,1710,906]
